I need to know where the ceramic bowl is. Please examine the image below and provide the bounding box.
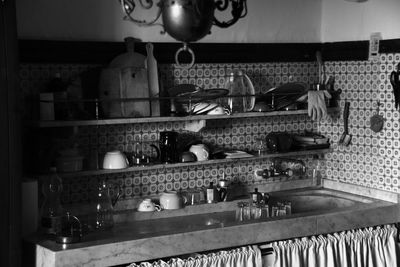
[179,151,197,162]
[102,150,129,169]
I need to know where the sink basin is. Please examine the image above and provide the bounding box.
[114,188,376,237]
[269,188,374,213]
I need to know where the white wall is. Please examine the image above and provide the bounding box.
[16,0,322,43]
[321,0,400,42]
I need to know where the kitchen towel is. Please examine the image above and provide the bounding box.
[266,224,397,267]
[128,245,262,267]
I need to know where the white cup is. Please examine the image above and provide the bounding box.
[189,144,209,161]
[160,191,186,210]
[137,199,161,212]
[102,150,129,169]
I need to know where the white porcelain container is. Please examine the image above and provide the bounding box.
[102,150,129,169]
[137,199,161,212]
[159,191,184,210]
[189,144,209,161]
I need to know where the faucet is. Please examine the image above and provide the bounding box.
[255,158,306,179]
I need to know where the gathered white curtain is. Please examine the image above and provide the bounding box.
[129,245,262,267]
[269,224,398,267]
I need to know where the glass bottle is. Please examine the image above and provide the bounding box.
[206,182,215,204]
[40,167,63,235]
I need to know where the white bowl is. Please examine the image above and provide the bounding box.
[102,150,129,169]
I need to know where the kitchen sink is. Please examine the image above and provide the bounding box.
[269,188,374,213]
[114,188,377,238]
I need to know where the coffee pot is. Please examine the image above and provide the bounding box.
[55,212,82,244]
[92,180,122,230]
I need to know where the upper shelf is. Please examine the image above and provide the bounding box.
[31,107,340,128]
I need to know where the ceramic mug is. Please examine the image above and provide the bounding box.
[189,144,209,161]
[137,199,161,212]
[159,191,187,210]
[102,150,129,169]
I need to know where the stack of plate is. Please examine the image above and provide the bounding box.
[191,102,219,115]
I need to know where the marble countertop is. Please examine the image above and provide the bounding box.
[31,181,400,267]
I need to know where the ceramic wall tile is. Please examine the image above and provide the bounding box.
[22,56,400,204]
[318,54,400,193]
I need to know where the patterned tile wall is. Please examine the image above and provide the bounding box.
[21,62,320,204]
[319,54,400,193]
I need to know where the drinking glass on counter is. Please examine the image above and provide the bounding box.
[250,204,262,219]
[260,205,269,218]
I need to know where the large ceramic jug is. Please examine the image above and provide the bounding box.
[224,70,255,113]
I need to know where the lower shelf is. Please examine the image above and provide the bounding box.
[48,148,332,179]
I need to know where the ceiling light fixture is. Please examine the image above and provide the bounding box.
[119,0,248,68]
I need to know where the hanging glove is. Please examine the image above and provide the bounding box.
[298,90,331,121]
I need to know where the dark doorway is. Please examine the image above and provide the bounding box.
[0,0,22,266]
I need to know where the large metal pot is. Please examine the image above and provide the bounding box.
[161,0,215,42]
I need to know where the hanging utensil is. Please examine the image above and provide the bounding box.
[370,102,385,133]
[146,43,160,117]
[316,51,325,84]
[389,63,400,110]
[339,101,351,146]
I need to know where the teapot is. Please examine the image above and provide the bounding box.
[92,180,122,230]
[224,70,255,113]
[131,142,160,165]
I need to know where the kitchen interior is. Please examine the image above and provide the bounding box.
[2,0,400,266]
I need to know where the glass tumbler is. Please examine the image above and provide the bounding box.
[236,202,245,221]
[243,202,251,220]
[255,137,267,156]
[261,205,269,218]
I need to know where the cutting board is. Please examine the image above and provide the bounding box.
[146,43,160,117]
[99,37,150,118]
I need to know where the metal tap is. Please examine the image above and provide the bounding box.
[255,158,306,179]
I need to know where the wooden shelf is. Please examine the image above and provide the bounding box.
[47,148,332,179]
[31,107,340,128]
